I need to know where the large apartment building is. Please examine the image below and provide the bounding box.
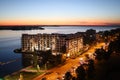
[66,34,83,57]
[22,33,83,57]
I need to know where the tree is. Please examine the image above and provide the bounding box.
[95,49,103,61]
[95,48,106,61]
[87,59,95,79]
[64,71,72,80]
[41,77,46,80]
[38,50,52,67]
[76,65,86,80]
[72,77,76,80]
[102,30,115,43]
[33,51,38,67]
[84,29,96,45]
[108,35,120,54]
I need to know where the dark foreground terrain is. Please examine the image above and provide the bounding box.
[95,53,120,80]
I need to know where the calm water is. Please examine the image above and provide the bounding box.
[0,26,119,77]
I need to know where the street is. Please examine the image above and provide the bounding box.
[33,42,105,80]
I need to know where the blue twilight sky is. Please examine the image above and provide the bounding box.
[0,0,120,25]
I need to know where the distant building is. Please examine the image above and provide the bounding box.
[22,33,83,57]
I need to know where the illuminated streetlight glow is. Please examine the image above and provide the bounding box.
[67,53,70,58]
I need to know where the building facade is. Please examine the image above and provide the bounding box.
[66,34,83,57]
[22,33,83,57]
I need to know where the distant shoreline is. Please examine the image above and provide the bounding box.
[0,26,44,30]
[0,25,119,30]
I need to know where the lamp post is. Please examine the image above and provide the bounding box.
[45,61,49,70]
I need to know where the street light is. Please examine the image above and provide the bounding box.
[67,53,70,58]
[79,58,84,65]
[80,58,83,61]
[45,61,49,70]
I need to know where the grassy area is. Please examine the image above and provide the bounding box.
[4,67,43,80]
[4,72,43,80]
[27,67,38,70]
[3,66,47,80]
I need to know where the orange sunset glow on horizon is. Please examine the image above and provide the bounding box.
[0,19,120,26]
